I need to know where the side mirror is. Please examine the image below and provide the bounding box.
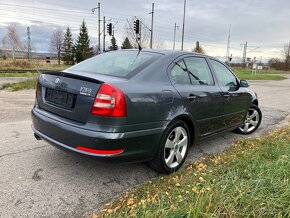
[240,80,249,87]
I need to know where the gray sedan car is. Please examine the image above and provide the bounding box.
[32,50,261,173]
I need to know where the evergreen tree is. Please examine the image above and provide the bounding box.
[61,27,73,65]
[75,20,93,62]
[110,36,118,51]
[121,37,133,49]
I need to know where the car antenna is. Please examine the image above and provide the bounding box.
[136,38,142,56]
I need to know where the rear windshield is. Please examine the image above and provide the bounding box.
[67,51,162,78]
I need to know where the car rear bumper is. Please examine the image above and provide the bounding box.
[31,107,165,163]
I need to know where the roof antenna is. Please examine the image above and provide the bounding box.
[136,38,142,56]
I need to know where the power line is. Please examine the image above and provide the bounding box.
[0,2,91,14]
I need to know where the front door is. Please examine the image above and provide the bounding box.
[209,59,250,127]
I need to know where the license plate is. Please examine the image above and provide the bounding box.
[45,88,75,108]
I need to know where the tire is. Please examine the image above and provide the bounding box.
[234,105,262,135]
[148,120,190,174]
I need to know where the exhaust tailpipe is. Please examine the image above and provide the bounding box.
[34,133,42,141]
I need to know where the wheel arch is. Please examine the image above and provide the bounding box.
[170,114,196,146]
[252,99,258,106]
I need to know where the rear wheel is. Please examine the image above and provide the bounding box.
[148,120,190,174]
[234,105,262,135]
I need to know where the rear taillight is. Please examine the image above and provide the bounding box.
[91,83,127,117]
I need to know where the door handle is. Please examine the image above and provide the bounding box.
[223,92,230,100]
[187,94,197,102]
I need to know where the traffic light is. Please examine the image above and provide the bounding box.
[107,23,112,36]
[134,19,140,34]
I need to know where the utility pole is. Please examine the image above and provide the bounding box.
[97,3,101,54]
[225,24,231,63]
[91,3,101,53]
[103,16,106,52]
[27,27,32,62]
[173,23,179,50]
[150,3,154,49]
[242,41,247,68]
[181,0,186,50]
[286,42,290,71]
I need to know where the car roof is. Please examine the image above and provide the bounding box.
[118,49,210,58]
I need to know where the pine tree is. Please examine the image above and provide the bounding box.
[61,27,73,65]
[75,20,93,62]
[121,37,133,49]
[110,36,118,51]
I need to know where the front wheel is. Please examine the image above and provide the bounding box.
[235,105,262,135]
[148,120,190,174]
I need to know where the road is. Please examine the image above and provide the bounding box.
[0,76,289,217]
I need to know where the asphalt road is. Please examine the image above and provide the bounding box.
[0,76,289,217]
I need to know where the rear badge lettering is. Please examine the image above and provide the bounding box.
[80,87,92,96]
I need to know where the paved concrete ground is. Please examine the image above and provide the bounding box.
[0,77,30,87]
[0,76,289,217]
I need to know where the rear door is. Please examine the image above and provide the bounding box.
[208,59,250,127]
[169,56,224,137]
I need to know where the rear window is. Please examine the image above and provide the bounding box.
[67,51,162,78]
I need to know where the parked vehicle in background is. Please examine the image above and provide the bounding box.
[32,50,262,173]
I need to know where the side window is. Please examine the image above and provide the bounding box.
[210,59,238,87]
[170,60,191,85]
[184,57,214,85]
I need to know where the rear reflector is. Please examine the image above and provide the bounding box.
[91,83,127,117]
[76,146,124,155]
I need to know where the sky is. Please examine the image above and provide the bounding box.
[0,0,290,62]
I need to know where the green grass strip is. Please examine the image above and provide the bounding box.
[96,126,290,218]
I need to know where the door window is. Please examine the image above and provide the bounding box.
[170,60,191,85]
[209,59,238,87]
[184,57,214,85]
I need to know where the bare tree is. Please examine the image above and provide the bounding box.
[154,37,165,49]
[49,29,63,65]
[6,24,26,60]
[281,43,290,71]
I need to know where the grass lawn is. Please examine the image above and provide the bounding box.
[0,72,39,77]
[232,67,290,75]
[0,78,37,91]
[96,125,290,218]
[232,68,288,80]
[0,59,70,71]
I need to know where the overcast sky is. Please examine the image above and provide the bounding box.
[1,0,290,61]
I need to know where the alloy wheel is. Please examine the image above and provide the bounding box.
[164,126,188,169]
[239,108,260,133]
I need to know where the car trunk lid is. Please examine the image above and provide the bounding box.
[37,71,105,123]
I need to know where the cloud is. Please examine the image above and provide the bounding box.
[0,0,289,59]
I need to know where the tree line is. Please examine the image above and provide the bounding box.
[268,43,290,71]
[50,20,134,65]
